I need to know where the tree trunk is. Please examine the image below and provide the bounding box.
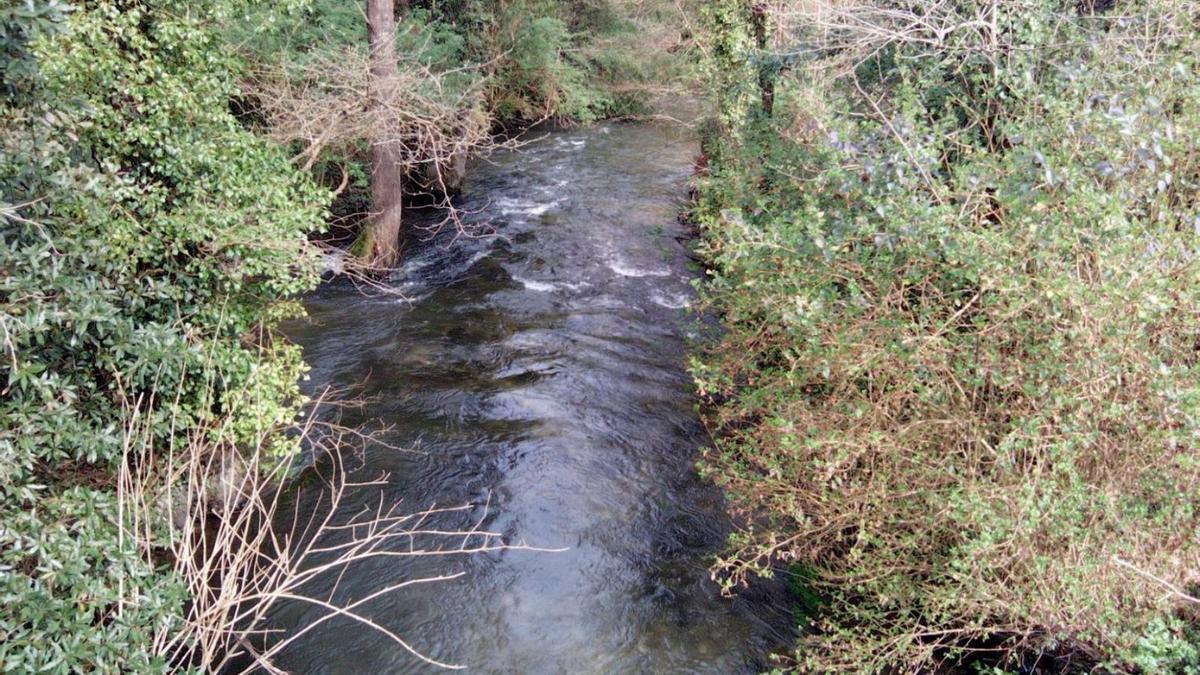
[751,3,774,117]
[356,0,405,269]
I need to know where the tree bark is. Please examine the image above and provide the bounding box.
[357,0,405,269]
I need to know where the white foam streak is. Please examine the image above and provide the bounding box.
[607,258,672,278]
[512,276,589,293]
[496,197,562,217]
[650,291,691,309]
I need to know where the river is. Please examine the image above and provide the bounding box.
[267,119,789,673]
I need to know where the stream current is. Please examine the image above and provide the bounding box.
[270,119,788,674]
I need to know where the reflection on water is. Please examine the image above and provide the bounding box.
[270,120,789,674]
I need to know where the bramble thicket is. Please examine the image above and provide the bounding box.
[693,0,1200,671]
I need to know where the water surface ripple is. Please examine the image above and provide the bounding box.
[273,121,788,674]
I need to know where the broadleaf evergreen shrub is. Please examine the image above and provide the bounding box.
[1,0,324,669]
[695,0,1200,671]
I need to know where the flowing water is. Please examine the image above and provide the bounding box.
[269,120,789,673]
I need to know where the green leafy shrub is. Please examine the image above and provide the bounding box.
[695,0,1200,671]
[477,1,612,123]
[0,0,72,97]
[420,0,683,124]
[1,0,324,669]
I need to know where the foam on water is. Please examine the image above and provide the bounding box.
[650,290,691,309]
[512,275,589,293]
[495,196,563,218]
[320,250,346,276]
[512,276,559,292]
[606,256,672,278]
[459,248,492,271]
[389,251,439,282]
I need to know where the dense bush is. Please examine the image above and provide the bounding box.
[482,5,608,122]
[0,0,324,669]
[694,0,1200,671]
[239,0,655,132]
[453,0,656,122]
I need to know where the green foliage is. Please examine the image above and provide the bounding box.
[696,0,1200,671]
[0,0,72,96]
[1,0,325,669]
[236,0,656,127]
[484,5,611,123]
[787,562,824,631]
[237,1,470,73]
[411,0,638,124]
[454,0,687,122]
[698,0,758,136]
[1129,618,1200,675]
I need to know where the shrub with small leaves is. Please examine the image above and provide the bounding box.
[695,0,1200,671]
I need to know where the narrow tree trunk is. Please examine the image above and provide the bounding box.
[356,0,405,269]
[752,2,774,117]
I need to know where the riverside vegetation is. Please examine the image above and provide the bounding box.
[0,0,681,670]
[692,0,1200,672]
[5,0,1200,672]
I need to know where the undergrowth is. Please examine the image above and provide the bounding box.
[694,0,1200,671]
